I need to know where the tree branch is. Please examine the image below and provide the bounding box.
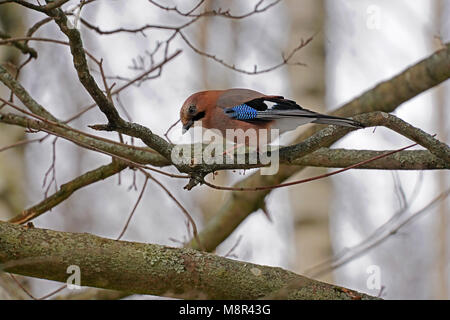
[8,160,127,224]
[0,31,38,58]
[0,65,57,121]
[0,0,71,13]
[292,148,449,170]
[43,0,70,11]
[0,113,166,166]
[280,111,450,165]
[0,221,377,300]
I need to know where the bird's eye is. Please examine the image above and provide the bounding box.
[188,105,196,114]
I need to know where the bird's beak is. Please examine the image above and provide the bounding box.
[182,120,193,134]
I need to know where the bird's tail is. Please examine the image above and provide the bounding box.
[312,115,365,128]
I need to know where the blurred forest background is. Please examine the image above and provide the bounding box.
[0,0,449,299]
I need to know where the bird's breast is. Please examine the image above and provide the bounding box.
[200,107,274,146]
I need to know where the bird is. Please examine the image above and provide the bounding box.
[180,88,364,145]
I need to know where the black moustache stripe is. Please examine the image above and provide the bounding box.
[193,111,205,121]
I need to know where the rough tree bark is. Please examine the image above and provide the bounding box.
[0,221,377,300]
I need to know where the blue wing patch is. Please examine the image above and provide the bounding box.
[224,104,258,120]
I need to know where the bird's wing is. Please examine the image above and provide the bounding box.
[216,88,282,110]
[223,94,364,129]
[222,93,312,121]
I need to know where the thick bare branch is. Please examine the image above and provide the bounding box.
[0,221,377,300]
[201,142,417,192]
[1,109,447,179]
[0,112,167,167]
[292,148,449,170]
[280,112,450,165]
[5,110,445,227]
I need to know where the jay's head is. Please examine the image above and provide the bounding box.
[180,92,208,134]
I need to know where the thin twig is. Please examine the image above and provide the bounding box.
[164,119,180,143]
[179,31,310,75]
[138,168,203,250]
[304,171,424,276]
[42,137,58,198]
[9,274,67,300]
[0,136,46,153]
[116,176,149,240]
[63,50,181,123]
[307,188,450,277]
[223,235,243,258]
[0,37,99,63]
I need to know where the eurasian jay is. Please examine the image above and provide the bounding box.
[180,88,364,142]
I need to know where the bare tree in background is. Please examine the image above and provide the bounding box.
[0,4,31,300]
[282,0,335,284]
[0,0,449,300]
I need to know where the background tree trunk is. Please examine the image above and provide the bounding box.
[283,0,333,284]
[0,3,28,299]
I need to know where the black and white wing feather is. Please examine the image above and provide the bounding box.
[224,97,364,133]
